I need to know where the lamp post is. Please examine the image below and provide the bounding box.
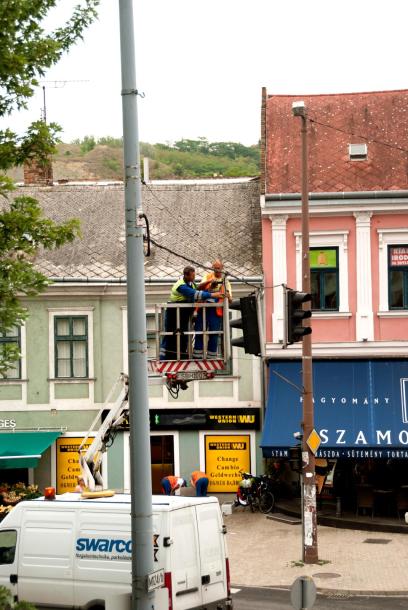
[292,101,318,564]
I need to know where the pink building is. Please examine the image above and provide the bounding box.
[260,89,408,486]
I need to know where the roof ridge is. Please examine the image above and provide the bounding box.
[267,88,408,99]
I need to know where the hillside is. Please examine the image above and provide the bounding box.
[8,137,260,182]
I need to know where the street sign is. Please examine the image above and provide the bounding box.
[306,429,321,455]
[147,568,165,592]
[290,576,317,609]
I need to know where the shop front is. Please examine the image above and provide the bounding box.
[261,359,408,517]
[118,407,261,495]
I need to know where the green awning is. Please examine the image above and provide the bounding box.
[0,431,61,469]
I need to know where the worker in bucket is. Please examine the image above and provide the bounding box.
[159,266,222,361]
[193,260,231,359]
[161,475,187,495]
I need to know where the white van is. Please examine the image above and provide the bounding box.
[0,493,232,610]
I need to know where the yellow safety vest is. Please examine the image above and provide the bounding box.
[170,278,197,302]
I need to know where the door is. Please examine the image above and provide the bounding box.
[0,529,18,602]
[150,435,174,494]
[170,508,202,610]
[195,503,227,606]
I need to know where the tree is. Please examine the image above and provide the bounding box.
[0,1,99,373]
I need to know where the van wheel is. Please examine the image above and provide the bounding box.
[88,605,104,610]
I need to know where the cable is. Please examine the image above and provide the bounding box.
[149,237,261,290]
[308,115,408,155]
[142,181,214,261]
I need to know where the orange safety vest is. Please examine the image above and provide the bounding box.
[165,476,180,491]
[199,273,227,317]
[191,471,207,485]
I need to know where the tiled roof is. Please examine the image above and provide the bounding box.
[264,90,408,193]
[11,180,261,281]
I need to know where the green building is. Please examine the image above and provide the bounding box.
[0,178,263,496]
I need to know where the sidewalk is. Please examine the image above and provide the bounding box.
[225,509,408,594]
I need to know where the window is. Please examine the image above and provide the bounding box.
[0,327,21,379]
[54,316,88,378]
[0,530,17,564]
[389,245,408,309]
[310,248,339,311]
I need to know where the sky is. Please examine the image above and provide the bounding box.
[3,0,408,145]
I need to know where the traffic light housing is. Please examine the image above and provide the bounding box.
[230,295,261,356]
[286,289,312,345]
[289,444,302,472]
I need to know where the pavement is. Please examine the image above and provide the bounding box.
[224,508,408,595]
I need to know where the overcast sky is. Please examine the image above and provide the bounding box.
[3,0,408,145]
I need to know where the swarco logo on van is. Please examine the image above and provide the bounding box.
[75,535,160,562]
[76,538,132,561]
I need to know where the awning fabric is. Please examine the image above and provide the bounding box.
[261,359,408,459]
[0,431,61,469]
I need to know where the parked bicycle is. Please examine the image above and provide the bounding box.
[234,471,276,514]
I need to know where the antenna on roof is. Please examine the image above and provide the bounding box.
[39,80,90,123]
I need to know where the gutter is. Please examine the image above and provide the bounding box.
[266,190,408,201]
[48,276,263,285]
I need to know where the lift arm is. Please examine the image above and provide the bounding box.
[79,374,129,491]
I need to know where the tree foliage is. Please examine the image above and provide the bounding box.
[0,0,100,116]
[0,177,80,376]
[0,1,99,372]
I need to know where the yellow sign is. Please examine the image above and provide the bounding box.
[56,437,92,494]
[205,434,251,493]
[306,429,321,455]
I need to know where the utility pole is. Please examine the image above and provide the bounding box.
[292,101,318,564]
[118,1,155,609]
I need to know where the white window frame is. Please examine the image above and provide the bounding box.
[123,430,180,493]
[0,323,27,407]
[295,231,350,316]
[378,229,408,316]
[48,308,94,407]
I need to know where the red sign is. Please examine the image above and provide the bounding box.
[390,247,408,267]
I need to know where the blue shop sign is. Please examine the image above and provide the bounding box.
[261,359,408,459]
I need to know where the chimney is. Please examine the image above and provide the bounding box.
[23,158,53,186]
[143,157,150,183]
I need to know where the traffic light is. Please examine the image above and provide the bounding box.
[288,444,302,472]
[230,295,261,356]
[286,289,312,345]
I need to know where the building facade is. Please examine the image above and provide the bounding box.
[0,179,263,495]
[259,90,408,477]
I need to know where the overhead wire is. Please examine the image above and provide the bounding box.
[149,237,261,290]
[307,115,408,155]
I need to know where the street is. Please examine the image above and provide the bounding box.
[232,587,408,610]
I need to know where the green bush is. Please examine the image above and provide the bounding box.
[0,586,36,609]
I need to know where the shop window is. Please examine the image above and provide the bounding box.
[310,248,339,311]
[0,530,17,564]
[0,327,21,379]
[54,316,88,378]
[389,245,408,309]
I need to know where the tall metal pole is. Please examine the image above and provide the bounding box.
[298,105,318,564]
[118,1,154,608]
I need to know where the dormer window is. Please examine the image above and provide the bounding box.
[349,143,368,161]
